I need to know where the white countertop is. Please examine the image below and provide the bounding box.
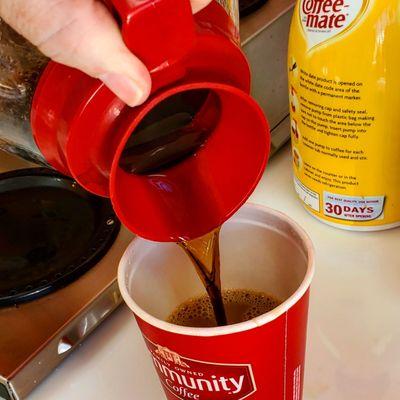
[27,145,400,400]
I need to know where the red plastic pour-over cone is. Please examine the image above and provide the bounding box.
[31,0,270,241]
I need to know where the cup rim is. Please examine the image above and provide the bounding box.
[118,203,315,337]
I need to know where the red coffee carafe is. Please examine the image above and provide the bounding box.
[7,0,270,241]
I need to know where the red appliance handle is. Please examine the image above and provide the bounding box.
[109,0,196,87]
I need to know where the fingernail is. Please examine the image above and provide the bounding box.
[99,72,147,107]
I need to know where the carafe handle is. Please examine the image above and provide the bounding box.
[108,0,196,86]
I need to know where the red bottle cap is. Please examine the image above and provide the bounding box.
[31,0,270,241]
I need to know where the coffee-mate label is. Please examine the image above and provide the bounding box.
[300,0,368,49]
[145,338,257,399]
[289,0,400,230]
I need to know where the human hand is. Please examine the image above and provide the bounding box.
[0,0,212,107]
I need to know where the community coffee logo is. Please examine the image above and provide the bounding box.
[300,0,369,49]
[145,338,257,400]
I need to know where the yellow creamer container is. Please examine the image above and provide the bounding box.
[288,0,400,230]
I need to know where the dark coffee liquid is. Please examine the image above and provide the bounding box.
[178,228,227,326]
[168,289,281,328]
[178,230,282,327]
[119,89,220,175]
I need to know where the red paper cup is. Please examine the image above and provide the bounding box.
[118,204,315,400]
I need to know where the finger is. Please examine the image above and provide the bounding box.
[190,0,213,13]
[0,0,151,107]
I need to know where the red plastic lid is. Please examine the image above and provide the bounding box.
[31,0,270,241]
[110,82,269,241]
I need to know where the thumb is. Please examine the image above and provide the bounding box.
[0,0,151,107]
[190,0,213,13]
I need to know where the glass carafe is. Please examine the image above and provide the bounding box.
[0,0,270,242]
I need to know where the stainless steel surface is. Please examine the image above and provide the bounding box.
[240,0,294,42]
[241,0,295,153]
[0,151,133,400]
[7,284,123,400]
[270,116,290,156]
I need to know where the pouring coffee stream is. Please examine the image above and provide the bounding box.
[115,88,228,325]
[179,228,227,326]
[175,229,283,328]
